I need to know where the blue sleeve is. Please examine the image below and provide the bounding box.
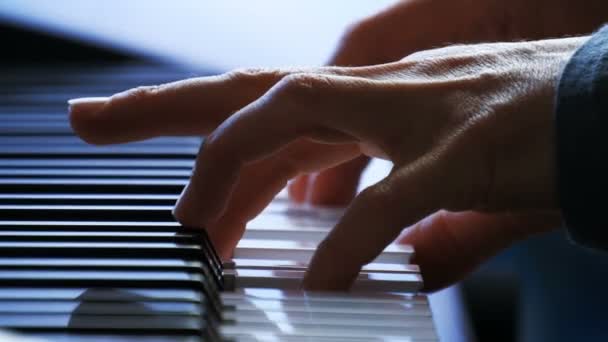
[556,24,608,250]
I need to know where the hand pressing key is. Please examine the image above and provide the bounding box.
[69,37,583,291]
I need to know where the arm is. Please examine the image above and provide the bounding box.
[556,25,608,249]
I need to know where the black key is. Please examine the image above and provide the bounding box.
[0,158,194,168]
[0,194,179,205]
[0,241,204,259]
[0,300,202,316]
[0,269,222,316]
[0,169,191,179]
[0,313,206,333]
[0,178,187,194]
[0,287,204,303]
[0,221,223,296]
[0,221,182,232]
[0,136,200,146]
[0,205,175,221]
[0,257,204,272]
[0,145,198,157]
[0,231,199,243]
[0,64,223,342]
[23,333,201,342]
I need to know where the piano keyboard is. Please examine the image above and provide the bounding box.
[0,64,438,341]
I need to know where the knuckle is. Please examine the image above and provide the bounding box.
[202,130,243,167]
[404,49,440,62]
[201,132,223,161]
[277,73,334,99]
[119,85,161,105]
[226,67,282,86]
[226,68,262,80]
[282,73,320,88]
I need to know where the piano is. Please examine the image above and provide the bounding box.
[0,61,440,341]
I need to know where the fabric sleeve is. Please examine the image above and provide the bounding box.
[556,24,608,250]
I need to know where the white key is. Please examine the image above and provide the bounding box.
[227,333,433,342]
[224,269,422,293]
[242,226,329,243]
[220,322,438,340]
[229,258,420,274]
[234,239,413,265]
[224,309,436,328]
[248,213,334,231]
[223,288,426,305]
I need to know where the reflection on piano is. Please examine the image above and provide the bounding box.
[0,64,438,341]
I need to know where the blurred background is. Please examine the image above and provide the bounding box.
[1,1,607,341]
[0,0,396,68]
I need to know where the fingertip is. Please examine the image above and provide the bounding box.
[174,150,241,233]
[173,181,222,228]
[172,184,199,226]
[302,237,361,291]
[68,97,110,145]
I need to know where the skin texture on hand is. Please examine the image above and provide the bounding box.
[289,0,506,206]
[288,0,608,207]
[70,36,585,291]
[279,0,607,291]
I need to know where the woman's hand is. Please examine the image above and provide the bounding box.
[70,36,585,290]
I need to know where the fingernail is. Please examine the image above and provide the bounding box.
[67,97,109,114]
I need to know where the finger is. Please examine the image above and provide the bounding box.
[68,68,334,145]
[174,135,359,233]
[303,159,443,291]
[173,73,364,226]
[69,76,257,144]
[308,155,370,206]
[204,141,358,259]
[287,175,311,203]
[204,157,292,260]
[398,210,561,292]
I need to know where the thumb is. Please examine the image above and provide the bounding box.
[399,210,562,292]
